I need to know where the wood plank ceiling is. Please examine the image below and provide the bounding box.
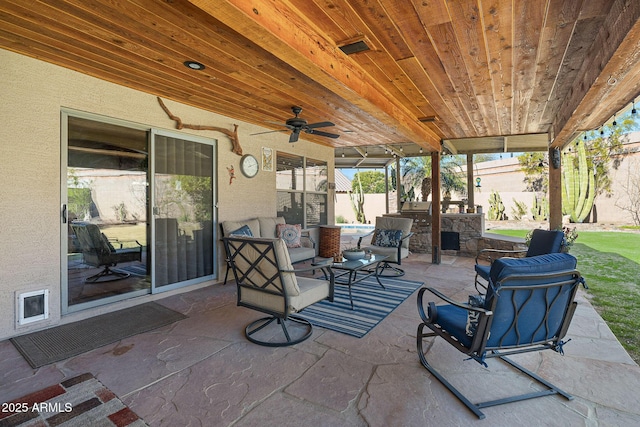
[1,0,639,161]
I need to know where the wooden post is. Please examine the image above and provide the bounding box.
[466,154,475,210]
[396,157,402,212]
[549,146,563,230]
[431,151,441,264]
[384,164,390,214]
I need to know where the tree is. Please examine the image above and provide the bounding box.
[352,170,386,193]
[615,158,640,226]
[517,152,547,192]
[518,110,636,221]
[348,173,366,223]
[389,155,466,201]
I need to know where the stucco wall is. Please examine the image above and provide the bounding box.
[0,49,333,340]
[337,151,640,225]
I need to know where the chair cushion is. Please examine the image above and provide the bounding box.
[433,305,473,348]
[488,252,577,287]
[526,229,565,257]
[258,217,286,238]
[484,253,578,347]
[290,277,330,313]
[287,246,316,263]
[277,223,302,248]
[102,233,117,253]
[229,224,253,237]
[474,264,491,281]
[374,229,403,247]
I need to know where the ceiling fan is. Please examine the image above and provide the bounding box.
[252,106,340,143]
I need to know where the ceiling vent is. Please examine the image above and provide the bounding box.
[338,36,371,55]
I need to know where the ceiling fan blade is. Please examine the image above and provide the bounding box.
[305,121,335,129]
[250,129,288,136]
[289,130,300,143]
[265,120,291,127]
[307,129,340,139]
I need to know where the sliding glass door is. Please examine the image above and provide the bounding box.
[62,113,217,313]
[152,131,216,292]
[63,115,150,312]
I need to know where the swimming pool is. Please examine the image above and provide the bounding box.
[339,224,375,234]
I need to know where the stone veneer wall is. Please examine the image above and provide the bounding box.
[387,213,526,257]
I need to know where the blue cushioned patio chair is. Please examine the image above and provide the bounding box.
[223,236,334,347]
[474,228,565,293]
[417,253,586,419]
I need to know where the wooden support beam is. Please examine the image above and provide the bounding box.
[190,0,442,151]
[552,0,640,147]
[548,147,563,230]
[431,151,441,264]
[466,154,475,210]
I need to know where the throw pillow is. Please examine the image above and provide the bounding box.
[229,225,253,237]
[374,229,403,247]
[277,223,302,248]
[465,294,485,336]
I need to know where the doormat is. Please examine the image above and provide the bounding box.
[0,373,147,426]
[10,302,186,368]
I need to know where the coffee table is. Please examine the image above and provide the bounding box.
[329,254,389,309]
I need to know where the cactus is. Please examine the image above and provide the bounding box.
[349,173,366,223]
[487,191,506,220]
[562,140,596,223]
[511,199,528,220]
[530,194,549,221]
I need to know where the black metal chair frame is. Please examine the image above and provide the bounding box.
[474,229,565,293]
[220,223,316,285]
[417,269,585,419]
[357,230,414,277]
[223,236,334,347]
[71,223,142,283]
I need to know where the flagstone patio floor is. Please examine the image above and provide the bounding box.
[2,251,640,426]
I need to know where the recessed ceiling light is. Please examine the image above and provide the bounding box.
[184,60,205,70]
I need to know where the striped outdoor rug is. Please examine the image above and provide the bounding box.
[296,276,423,338]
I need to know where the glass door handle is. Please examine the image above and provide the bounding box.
[61,204,67,223]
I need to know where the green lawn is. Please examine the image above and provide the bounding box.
[490,229,640,363]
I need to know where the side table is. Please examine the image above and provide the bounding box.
[319,225,341,259]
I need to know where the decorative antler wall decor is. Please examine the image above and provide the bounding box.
[157,97,243,156]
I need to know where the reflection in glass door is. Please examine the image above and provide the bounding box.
[64,115,150,311]
[153,133,215,291]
